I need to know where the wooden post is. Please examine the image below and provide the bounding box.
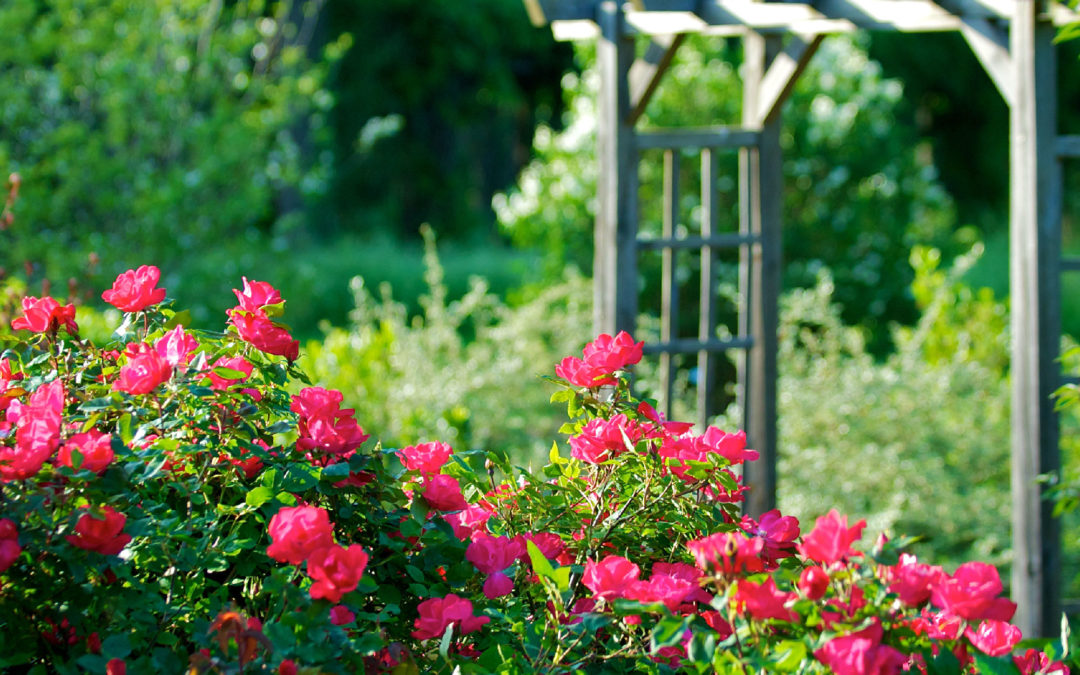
[699,149,720,431]
[1010,0,1061,638]
[595,1,639,336]
[740,30,783,518]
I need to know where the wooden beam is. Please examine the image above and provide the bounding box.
[1057,135,1080,158]
[594,1,639,336]
[740,30,782,519]
[628,34,687,126]
[660,150,680,420]
[644,337,754,355]
[1010,0,1062,639]
[697,148,721,432]
[636,126,761,149]
[959,17,1015,106]
[755,33,823,126]
[540,0,1025,39]
[638,233,760,250]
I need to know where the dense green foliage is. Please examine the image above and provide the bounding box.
[321,0,573,240]
[0,0,340,278]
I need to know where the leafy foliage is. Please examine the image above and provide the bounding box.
[0,0,341,283]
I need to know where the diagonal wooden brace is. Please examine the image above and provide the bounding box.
[628,34,687,126]
[754,32,823,127]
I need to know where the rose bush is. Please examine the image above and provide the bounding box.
[0,266,1071,673]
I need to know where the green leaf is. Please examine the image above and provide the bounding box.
[410,497,430,523]
[973,655,1021,675]
[525,540,556,579]
[438,623,454,660]
[650,615,689,652]
[102,633,132,659]
[79,397,115,412]
[164,309,191,328]
[212,366,248,380]
[767,640,807,672]
[245,486,274,508]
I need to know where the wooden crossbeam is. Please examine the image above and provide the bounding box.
[1057,136,1080,158]
[636,126,761,149]
[628,34,686,125]
[755,33,824,126]
[637,233,760,250]
[540,0,1080,39]
[643,337,754,355]
[960,17,1015,106]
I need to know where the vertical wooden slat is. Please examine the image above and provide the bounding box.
[595,0,639,337]
[698,148,720,431]
[661,149,680,420]
[1010,0,1061,638]
[740,31,782,518]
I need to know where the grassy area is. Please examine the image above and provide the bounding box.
[155,232,541,341]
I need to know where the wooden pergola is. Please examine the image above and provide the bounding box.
[524,0,1080,638]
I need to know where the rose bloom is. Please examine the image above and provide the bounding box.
[554,356,616,388]
[582,554,641,601]
[421,474,469,512]
[155,325,199,368]
[266,505,335,565]
[57,429,115,474]
[229,309,299,361]
[66,505,132,555]
[398,441,453,475]
[2,379,64,481]
[11,296,78,335]
[0,518,22,572]
[329,605,355,626]
[306,543,369,603]
[233,277,284,313]
[101,265,167,312]
[411,594,489,640]
[114,343,173,395]
[581,331,644,373]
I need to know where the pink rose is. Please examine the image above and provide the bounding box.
[798,565,830,600]
[306,543,369,603]
[881,553,945,607]
[582,331,643,372]
[2,380,64,481]
[233,277,284,313]
[329,605,355,625]
[444,504,493,540]
[411,594,489,640]
[733,577,798,622]
[686,532,765,575]
[266,505,335,565]
[466,533,524,575]
[57,430,115,474]
[398,441,453,475]
[421,474,469,512]
[155,326,199,368]
[741,509,799,567]
[798,509,866,566]
[106,659,126,675]
[11,296,78,335]
[114,343,173,395]
[483,572,515,599]
[66,506,132,555]
[582,554,640,601]
[966,619,1022,657]
[568,414,644,464]
[814,621,907,675]
[101,265,167,312]
[229,309,299,361]
[0,518,22,572]
[931,561,1016,621]
[554,356,616,388]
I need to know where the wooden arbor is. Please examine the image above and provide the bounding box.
[524,0,1080,638]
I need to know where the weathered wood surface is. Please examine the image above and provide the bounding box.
[740,30,782,519]
[1010,0,1062,639]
